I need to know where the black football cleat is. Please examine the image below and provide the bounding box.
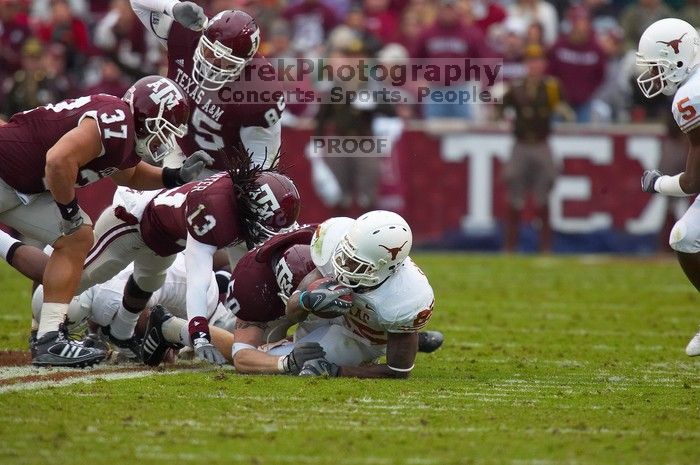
[102,325,142,362]
[32,324,107,368]
[141,305,182,367]
[418,330,444,353]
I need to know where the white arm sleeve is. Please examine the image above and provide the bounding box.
[130,0,178,48]
[185,233,218,321]
[240,120,282,169]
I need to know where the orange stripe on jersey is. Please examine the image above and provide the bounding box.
[343,316,388,344]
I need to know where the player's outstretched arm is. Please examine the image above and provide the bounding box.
[131,0,206,47]
[302,332,420,379]
[342,332,419,379]
[642,128,700,195]
[111,152,214,189]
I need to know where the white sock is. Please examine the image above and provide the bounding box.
[161,317,190,346]
[110,306,140,340]
[0,231,20,261]
[31,317,38,331]
[37,303,68,339]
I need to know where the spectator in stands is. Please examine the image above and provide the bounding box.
[619,0,672,49]
[496,17,528,83]
[472,0,507,35]
[93,0,159,79]
[590,23,629,122]
[283,0,339,56]
[0,38,69,118]
[0,0,32,78]
[264,19,293,59]
[499,44,574,253]
[395,7,424,51]
[507,0,559,46]
[36,0,90,78]
[547,6,606,122]
[412,0,492,120]
[343,3,382,56]
[81,56,130,97]
[524,21,545,47]
[364,0,399,45]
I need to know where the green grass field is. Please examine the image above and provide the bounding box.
[1,253,700,465]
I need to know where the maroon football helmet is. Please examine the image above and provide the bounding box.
[192,10,260,91]
[246,172,301,244]
[123,75,189,162]
[273,244,315,302]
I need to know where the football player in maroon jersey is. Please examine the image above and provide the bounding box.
[0,75,216,367]
[130,1,285,173]
[4,163,300,364]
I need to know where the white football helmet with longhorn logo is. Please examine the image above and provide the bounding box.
[637,18,700,98]
[332,210,412,288]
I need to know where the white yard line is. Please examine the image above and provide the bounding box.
[0,369,181,394]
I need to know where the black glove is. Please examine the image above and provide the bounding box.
[299,358,340,377]
[299,281,353,317]
[180,151,215,182]
[281,342,326,374]
[172,1,208,30]
[56,198,84,236]
[641,169,662,193]
[189,316,226,365]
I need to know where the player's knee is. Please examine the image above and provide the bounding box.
[669,219,700,253]
[131,272,164,295]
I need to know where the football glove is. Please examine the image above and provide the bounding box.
[180,151,215,183]
[299,282,352,316]
[172,1,208,31]
[194,340,227,365]
[641,169,662,193]
[298,358,340,377]
[189,316,226,365]
[281,342,326,374]
[56,198,85,236]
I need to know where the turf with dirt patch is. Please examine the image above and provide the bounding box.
[1,254,699,465]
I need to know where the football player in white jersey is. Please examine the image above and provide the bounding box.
[29,253,236,342]
[638,19,700,356]
[141,211,436,378]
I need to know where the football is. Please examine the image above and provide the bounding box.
[305,277,354,318]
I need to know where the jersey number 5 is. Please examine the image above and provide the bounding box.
[677,97,698,121]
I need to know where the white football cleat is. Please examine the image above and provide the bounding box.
[685,330,700,356]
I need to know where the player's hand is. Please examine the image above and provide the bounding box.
[298,358,340,377]
[194,340,227,365]
[281,342,326,374]
[56,198,85,236]
[641,170,662,193]
[180,151,215,182]
[172,1,208,31]
[299,282,353,316]
[189,316,226,365]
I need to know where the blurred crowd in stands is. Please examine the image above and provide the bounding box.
[0,0,693,124]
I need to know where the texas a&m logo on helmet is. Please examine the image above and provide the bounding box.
[123,75,189,162]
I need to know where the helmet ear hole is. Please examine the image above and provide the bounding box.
[678,61,684,68]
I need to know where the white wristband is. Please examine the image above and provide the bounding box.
[277,356,286,373]
[654,174,691,197]
[387,363,415,373]
[231,342,256,359]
